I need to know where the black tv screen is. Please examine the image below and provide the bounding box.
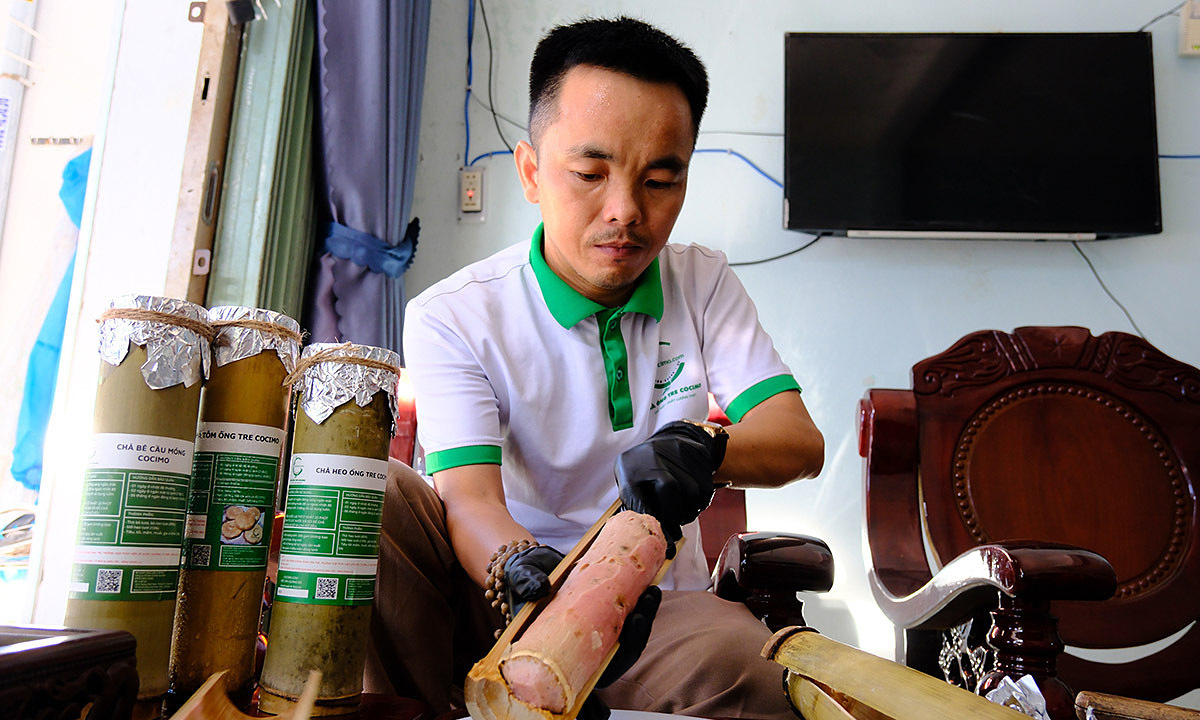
[783,33,1162,239]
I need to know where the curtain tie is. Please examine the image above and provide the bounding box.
[322,219,419,278]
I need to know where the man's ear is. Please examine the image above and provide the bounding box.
[514,140,539,204]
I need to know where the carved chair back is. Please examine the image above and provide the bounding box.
[863,326,1200,701]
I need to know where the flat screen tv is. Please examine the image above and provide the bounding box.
[783,33,1162,240]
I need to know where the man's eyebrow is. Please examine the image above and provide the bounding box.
[647,155,686,174]
[564,145,687,174]
[565,144,613,160]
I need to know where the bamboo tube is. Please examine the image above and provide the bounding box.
[762,627,1029,720]
[167,307,300,712]
[64,296,211,720]
[258,343,399,717]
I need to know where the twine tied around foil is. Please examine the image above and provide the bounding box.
[98,307,216,342]
[281,342,400,387]
[210,317,305,348]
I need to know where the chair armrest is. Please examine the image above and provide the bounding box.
[711,531,834,602]
[859,390,931,599]
[869,540,1116,630]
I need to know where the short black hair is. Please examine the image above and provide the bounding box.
[528,16,708,145]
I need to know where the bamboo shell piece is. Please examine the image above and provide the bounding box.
[762,627,1030,720]
[171,669,320,720]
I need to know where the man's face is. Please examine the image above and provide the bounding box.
[515,65,694,306]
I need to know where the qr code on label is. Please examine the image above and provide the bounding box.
[315,577,338,600]
[96,569,122,594]
[191,545,211,567]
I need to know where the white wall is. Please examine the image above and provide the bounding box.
[0,0,119,516]
[0,0,122,621]
[403,0,1200,700]
[27,0,203,624]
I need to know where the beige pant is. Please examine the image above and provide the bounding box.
[365,463,795,720]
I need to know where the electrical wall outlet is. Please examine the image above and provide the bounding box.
[1183,0,1200,56]
[459,166,485,222]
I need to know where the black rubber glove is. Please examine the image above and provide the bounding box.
[615,420,728,557]
[503,545,564,618]
[578,585,663,720]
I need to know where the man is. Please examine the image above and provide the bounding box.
[367,16,824,719]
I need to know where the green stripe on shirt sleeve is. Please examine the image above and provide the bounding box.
[724,375,802,424]
[425,445,502,474]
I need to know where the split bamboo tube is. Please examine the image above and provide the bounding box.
[762,627,1029,720]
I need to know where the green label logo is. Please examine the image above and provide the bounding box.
[655,346,685,391]
[650,342,700,413]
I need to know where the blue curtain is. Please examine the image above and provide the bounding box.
[304,0,430,360]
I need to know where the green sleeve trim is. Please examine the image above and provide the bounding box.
[724,375,802,424]
[425,445,502,474]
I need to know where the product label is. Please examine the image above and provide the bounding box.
[69,433,194,601]
[275,453,387,606]
[182,422,286,571]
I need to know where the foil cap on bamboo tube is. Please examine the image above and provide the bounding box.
[98,295,212,389]
[292,343,401,427]
[208,305,302,371]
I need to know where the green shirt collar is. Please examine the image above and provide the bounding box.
[529,223,664,328]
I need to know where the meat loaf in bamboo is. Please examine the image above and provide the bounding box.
[500,511,668,713]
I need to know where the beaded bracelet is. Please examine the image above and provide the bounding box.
[484,538,538,639]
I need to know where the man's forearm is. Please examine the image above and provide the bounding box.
[434,464,536,587]
[446,496,535,587]
[717,390,824,489]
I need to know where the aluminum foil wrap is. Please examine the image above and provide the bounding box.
[98,295,211,389]
[208,306,301,372]
[297,342,400,429]
[984,675,1050,719]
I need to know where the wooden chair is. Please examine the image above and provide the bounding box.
[858,326,1200,719]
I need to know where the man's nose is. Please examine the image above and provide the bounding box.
[604,181,643,225]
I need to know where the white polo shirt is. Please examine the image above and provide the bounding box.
[402,224,801,590]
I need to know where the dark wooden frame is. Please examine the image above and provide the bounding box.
[0,625,138,720]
